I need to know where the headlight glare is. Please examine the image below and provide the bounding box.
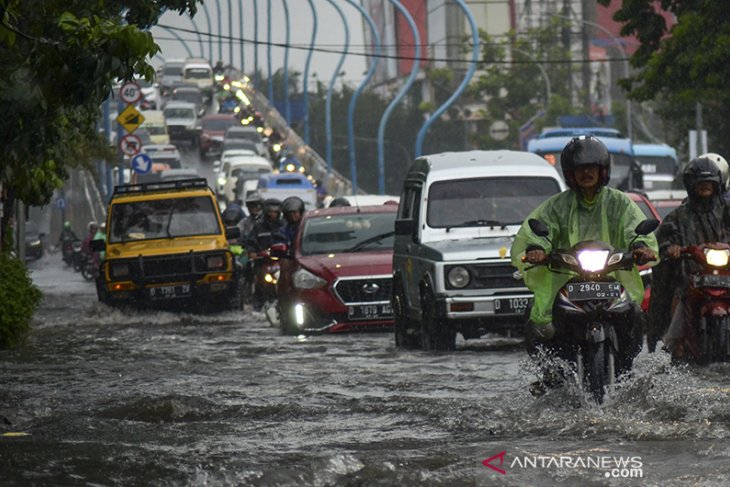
[705,249,730,267]
[577,250,609,272]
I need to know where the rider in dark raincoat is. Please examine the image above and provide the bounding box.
[648,157,730,356]
[511,136,658,381]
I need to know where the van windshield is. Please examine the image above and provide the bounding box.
[110,196,220,242]
[164,108,194,119]
[185,68,211,79]
[427,177,561,228]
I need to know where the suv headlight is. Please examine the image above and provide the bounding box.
[111,263,130,278]
[206,255,226,270]
[447,266,470,288]
[293,268,327,289]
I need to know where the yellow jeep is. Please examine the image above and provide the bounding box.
[93,178,243,310]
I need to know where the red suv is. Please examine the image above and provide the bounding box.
[199,114,238,159]
[274,204,398,334]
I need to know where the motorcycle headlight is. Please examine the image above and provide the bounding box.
[293,268,327,289]
[206,255,225,270]
[217,177,226,187]
[577,250,609,272]
[111,263,130,278]
[705,249,730,267]
[447,266,470,288]
[29,239,41,247]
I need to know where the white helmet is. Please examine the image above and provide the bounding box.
[700,153,729,191]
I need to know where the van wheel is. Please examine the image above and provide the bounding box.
[393,281,419,349]
[420,286,456,351]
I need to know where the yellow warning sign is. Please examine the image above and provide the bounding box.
[116,104,145,134]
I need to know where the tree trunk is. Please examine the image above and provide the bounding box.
[0,187,15,254]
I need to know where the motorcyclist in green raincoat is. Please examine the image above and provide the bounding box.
[511,135,658,377]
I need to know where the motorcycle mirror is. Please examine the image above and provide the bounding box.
[528,218,550,238]
[634,219,660,236]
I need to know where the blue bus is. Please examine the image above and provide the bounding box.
[527,128,644,190]
[633,143,678,190]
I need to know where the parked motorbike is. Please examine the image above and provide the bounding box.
[668,242,730,364]
[527,218,659,403]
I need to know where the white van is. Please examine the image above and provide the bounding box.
[140,110,169,145]
[221,155,273,204]
[183,57,214,104]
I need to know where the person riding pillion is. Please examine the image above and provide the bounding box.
[511,135,658,360]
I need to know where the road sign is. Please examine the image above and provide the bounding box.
[120,81,142,104]
[120,134,142,156]
[55,197,66,210]
[116,105,145,134]
[489,120,510,141]
[131,153,153,175]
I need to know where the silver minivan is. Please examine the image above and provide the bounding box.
[392,150,566,351]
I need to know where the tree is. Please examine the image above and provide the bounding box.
[598,0,730,156]
[0,0,202,250]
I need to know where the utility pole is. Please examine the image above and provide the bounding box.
[561,0,572,96]
[581,0,596,112]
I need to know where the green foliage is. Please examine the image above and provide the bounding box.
[0,253,41,349]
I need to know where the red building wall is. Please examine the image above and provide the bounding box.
[396,0,428,75]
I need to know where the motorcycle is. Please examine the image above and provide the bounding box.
[668,242,730,364]
[61,238,79,266]
[72,241,84,271]
[248,250,280,312]
[527,218,659,403]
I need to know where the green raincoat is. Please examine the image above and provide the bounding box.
[510,187,659,325]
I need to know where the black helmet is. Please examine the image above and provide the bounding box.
[329,197,351,208]
[263,198,282,213]
[222,205,245,226]
[560,135,611,189]
[282,196,305,214]
[683,157,721,195]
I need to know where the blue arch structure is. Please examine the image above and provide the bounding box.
[344,0,381,194]
[302,0,318,145]
[415,0,479,157]
[324,0,350,173]
[200,3,214,61]
[155,26,194,58]
[213,0,223,63]
[227,0,233,65]
[377,1,421,194]
[253,0,260,88]
[239,1,244,72]
[267,0,274,103]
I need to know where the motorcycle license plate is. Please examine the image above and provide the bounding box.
[348,303,393,321]
[494,297,532,315]
[149,284,191,300]
[566,282,621,301]
[695,274,730,289]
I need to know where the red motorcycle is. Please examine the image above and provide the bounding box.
[672,242,730,363]
[249,249,280,311]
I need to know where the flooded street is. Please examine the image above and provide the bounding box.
[1,256,730,486]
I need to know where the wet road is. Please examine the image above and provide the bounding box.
[2,256,730,486]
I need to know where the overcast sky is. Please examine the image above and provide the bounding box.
[153,1,368,88]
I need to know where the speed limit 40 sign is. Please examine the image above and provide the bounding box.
[120,81,142,104]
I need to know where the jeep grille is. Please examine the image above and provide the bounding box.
[334,277,392,304]
[445,263,523,290]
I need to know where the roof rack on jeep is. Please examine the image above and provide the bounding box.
[113,178,209,195]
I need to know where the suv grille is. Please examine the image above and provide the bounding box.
[446,263,524,290]
[143,255,194,276]
[335,277,392,304]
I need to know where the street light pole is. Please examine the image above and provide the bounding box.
[324,0,350,174]
[302,0,318,145]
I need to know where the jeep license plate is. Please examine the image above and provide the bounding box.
[149,284,191,300]
[566,282,621,301]
[348,303,393,320]
[495,297,531,315]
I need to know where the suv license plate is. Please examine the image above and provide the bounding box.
[566,282,621,301]
[494,297,531,315]
[149,284,191,300]
[348,303,393,321]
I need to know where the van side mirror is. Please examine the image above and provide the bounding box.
[225,226,241,240]
[90,239,106,252]
[395,219,414,236]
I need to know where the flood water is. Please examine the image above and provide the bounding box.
[2,255,730,486]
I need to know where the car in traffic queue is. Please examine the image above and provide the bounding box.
[392,150,567,351]
[633,143,678,191]
[162,101,200,148]
[644,189,687,220]
[272,204,398,334]
[626,190,663,312]
[220,155,273,205]
[140,110,170,145]
[182,57,214,105]
[199,113,238,159]
[158,59,186,97]
[92,178,244,310]
[171,85,206,118]
[257,172,318,210]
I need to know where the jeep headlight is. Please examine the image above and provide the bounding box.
[111,263,130,278]
[447,266,470,288]
[206,255,225,270]
[705,249,730,267]
[293,268,327,289]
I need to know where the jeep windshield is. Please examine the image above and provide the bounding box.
[427,177,561,229]
[109,196,220,243]
[301,212,396,255]
[163,108,195,119]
